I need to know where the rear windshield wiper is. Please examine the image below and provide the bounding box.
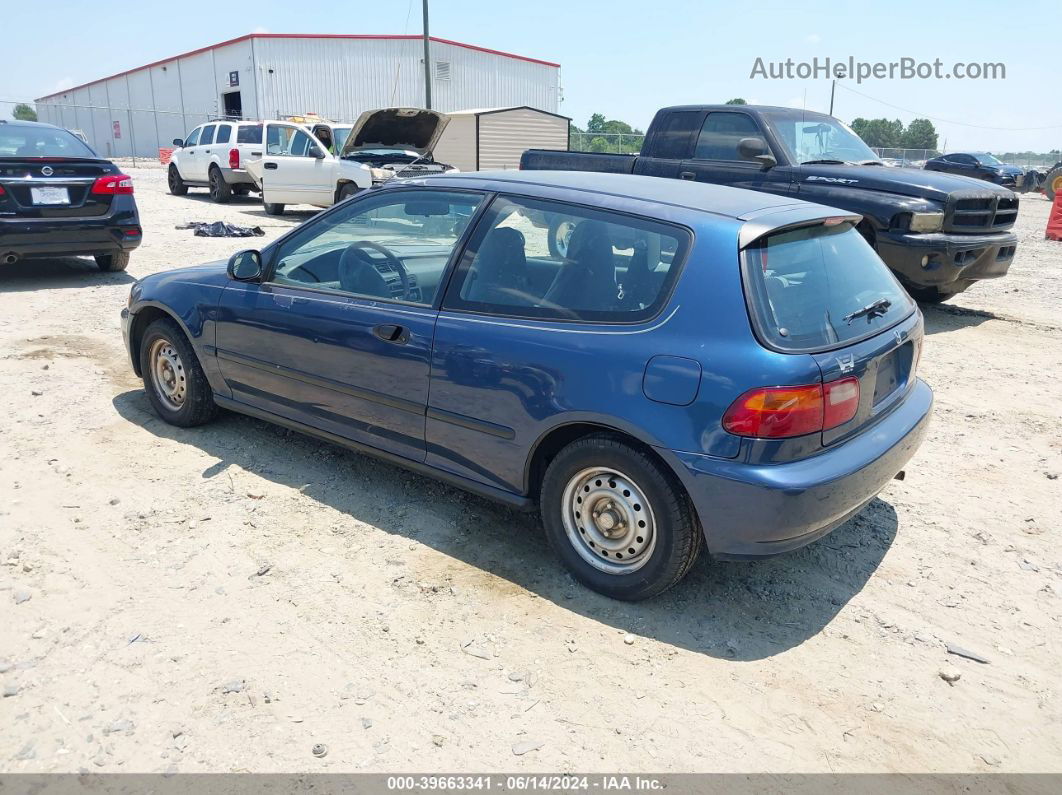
[844,298,892,324]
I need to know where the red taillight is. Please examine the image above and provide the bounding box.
[0,185,6,196]
[229,148,240,169]
[722,378,860,439]
[91,175,134,195]
[822,377,860,429]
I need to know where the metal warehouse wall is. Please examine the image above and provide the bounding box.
[36,35,559,158]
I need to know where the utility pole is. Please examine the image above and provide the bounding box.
[829,79,836,116]
[422,0,432,109]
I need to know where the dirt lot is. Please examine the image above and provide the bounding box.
[1,165,1060,773]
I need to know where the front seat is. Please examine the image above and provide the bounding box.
[464,227,530,305]
[543,221,617,314]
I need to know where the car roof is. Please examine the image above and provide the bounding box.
[407,170,838,221]
[658,104,834,118]
[0,119,64,130]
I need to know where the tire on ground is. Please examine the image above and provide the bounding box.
[168,165,188,196]
[209,167,232,203]
[264,202,285,216]
[539,433,702,601]
[138,317,218,427]
[95,252,130,272]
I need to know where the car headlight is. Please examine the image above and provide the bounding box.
[909,212,943,233]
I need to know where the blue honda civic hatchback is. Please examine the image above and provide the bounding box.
[121,171,932,600]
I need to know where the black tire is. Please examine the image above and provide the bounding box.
[264,202,285,216]
[906,284,958,304]
[138,318,218,427]
[337,182,361,202]
[95,251,130,272]
[167,165,188,196]
[539,434,702,601]
[1045,167,1062,202]
[209,167,232,203]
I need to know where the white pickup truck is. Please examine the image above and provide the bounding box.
[245,108,455,215]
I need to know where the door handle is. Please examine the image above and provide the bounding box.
[373,324,409,344]
[264,162,278,170]
[679,171,695,180]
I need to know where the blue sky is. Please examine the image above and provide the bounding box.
[3,0,1058,152]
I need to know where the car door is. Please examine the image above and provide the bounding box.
[214,187,487,461]
[194,124,217,180]
[679,110,793,196]
[260,123,334,206]
[176,125,202,180]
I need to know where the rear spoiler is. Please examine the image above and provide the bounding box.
[737,204,862,249]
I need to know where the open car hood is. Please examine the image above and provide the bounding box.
[341,108,450,157]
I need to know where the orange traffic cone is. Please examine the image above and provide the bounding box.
[1047,188,1062,241]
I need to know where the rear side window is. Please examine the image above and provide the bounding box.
[443,196,689,323]
[215,125,232,144]
[237,124,263,144]
[743,223,914,351]
[649,111,700,159]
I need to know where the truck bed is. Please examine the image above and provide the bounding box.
[520,149,638,174]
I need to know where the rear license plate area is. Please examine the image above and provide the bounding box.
[873,342,914,405]
[30,186,70,205]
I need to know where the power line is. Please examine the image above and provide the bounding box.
[835,82,1062,131]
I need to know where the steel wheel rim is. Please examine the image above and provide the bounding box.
[168,168,178,191]
[210,172,220,199]
[149,339,187,411]
[1053,174,1062,195]
[560,467,657,575]
[554,220,577,258]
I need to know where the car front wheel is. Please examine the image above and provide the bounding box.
[540,435,702,600]
[139,318,218,427]
[168,165,188,196]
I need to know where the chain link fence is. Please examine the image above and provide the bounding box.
[569,131,645,154]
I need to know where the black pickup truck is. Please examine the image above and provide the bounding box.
[521,105,1019,302]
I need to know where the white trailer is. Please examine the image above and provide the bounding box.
[432,107,569,172]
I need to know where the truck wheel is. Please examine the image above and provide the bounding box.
[139,318,218,427]
[209,167,232,203]
[547,217,579,258]
[539,434,702,601]
[264,202,286,216]
[338,183,361,202]
[167,165,188,196]
[233,184,251,196]
[906,284,957,304]
[95,252,130,272]
[1045,167,1062,202]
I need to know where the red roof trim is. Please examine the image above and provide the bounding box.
[35,33,560,100]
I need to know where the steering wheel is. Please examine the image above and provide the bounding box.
[338,240,411,300]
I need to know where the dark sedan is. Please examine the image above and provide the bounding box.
[923,151,1024,189]
[121,171,932,600]
[0,120,141,271]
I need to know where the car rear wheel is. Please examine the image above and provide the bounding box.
[168,165,188,196]
[209,167,232,203]
[95,252,130,272]
[139,318,218,427]
[264,202,286,216]
[540,434,702,600]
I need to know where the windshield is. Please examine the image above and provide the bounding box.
[0,126,97,158]
[744,222,914,351]
[974,152,1002,165]
[331,127,352,151]
[762,111,879,164]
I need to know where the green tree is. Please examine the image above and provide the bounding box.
[725,98,748,105]
[850,117,904,148]
[12,103,37,122]
[901,118,938,150]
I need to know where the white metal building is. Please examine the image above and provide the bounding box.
[34,34,561,158]
[433,107,569,171]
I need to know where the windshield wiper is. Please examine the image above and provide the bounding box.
[843,298,892,324]
[801,158,849,165]
[857,159,885,166]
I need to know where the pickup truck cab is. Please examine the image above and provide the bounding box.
[245,108,455,216]
[522,105,1019,303]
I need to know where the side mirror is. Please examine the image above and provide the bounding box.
[308,145,326,159]
[227,249,262,281]
[737,137,777,169]
[172,138,184,148]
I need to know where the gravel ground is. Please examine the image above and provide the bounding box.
[1,168,1060,773]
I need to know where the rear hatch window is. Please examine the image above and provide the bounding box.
[236,124,263,144]
[742,222,914,352]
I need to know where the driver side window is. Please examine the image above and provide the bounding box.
[269,190,484,306]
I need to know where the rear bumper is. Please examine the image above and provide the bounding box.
[876,230,1017,290]
[669,379,933,559]
[0,215,142,259]
[220,168,257,187]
